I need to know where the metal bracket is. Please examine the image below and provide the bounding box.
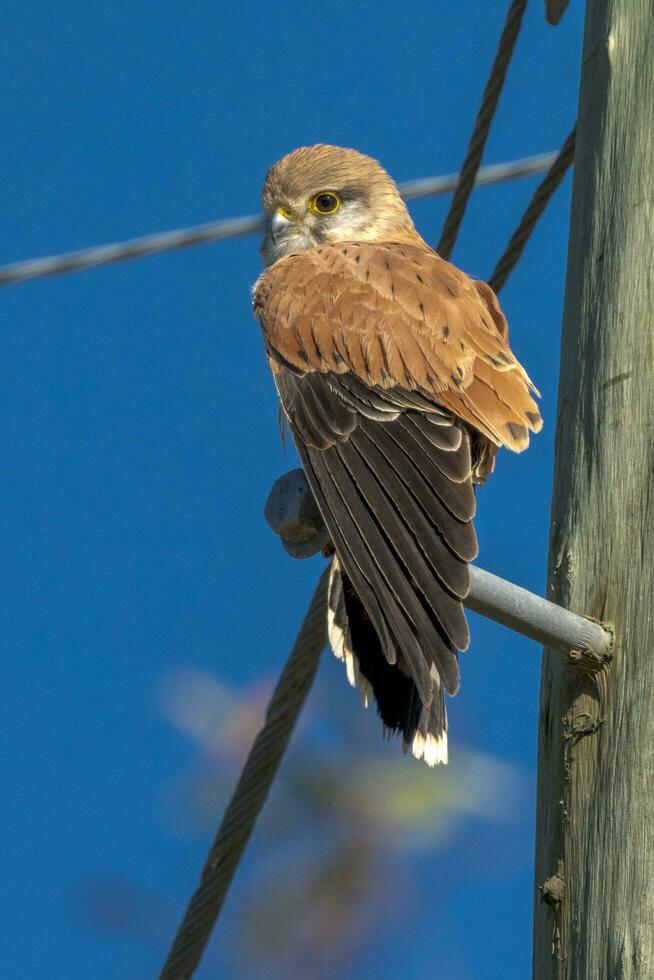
[265,468,613,665]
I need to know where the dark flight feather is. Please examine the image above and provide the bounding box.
[275,368,478,710]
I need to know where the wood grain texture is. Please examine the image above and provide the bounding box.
[533,2,654,977]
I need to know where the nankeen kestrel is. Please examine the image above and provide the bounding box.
[253,145,541,766]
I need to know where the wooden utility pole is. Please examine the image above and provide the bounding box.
[533,2,654,978]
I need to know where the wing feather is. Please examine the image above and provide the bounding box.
[254,238,542,726]
[306,446,434,701]
[254,241,541,450]
[275,368,479,698]
[354,426,471,598]
[338,437,470,651]
[361,421,478,562]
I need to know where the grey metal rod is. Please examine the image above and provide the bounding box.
[265,468,612,664]
[466,566,611,660]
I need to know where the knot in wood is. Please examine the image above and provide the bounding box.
[540,873,565,909]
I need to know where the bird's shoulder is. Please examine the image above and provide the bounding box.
[254,240,480,321]
[254,241,542,452]
[254,241,500,385]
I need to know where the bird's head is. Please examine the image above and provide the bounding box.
[260,144,418,266]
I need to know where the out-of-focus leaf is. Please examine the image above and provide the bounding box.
[234,837,390,976]
[78,667,527,975]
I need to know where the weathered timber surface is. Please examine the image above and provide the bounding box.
[533,2,654,978]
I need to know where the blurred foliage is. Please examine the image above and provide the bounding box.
[76,658,523,977]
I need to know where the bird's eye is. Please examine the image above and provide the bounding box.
[310,192,341,215]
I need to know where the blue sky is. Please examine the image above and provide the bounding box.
[1,2,583,977]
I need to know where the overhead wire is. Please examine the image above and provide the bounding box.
[159,567,330,980]
[0,153,555,288]
[437,0,528,259]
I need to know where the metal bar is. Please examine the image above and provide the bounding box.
[265,468,612,664]
[467,565,611,661]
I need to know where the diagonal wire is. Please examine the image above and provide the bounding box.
[489,126,576,293]
[437,0,528,260]
[158,566,330,980]
[0,152,555,288]
[545,0,571,25]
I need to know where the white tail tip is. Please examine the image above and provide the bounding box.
[411,730,449,767]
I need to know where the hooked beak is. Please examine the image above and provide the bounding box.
[271,208,297,244]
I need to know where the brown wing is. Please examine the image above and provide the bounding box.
[253,241,542,451]
[271,367,476,706]
[254,241,541,711]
